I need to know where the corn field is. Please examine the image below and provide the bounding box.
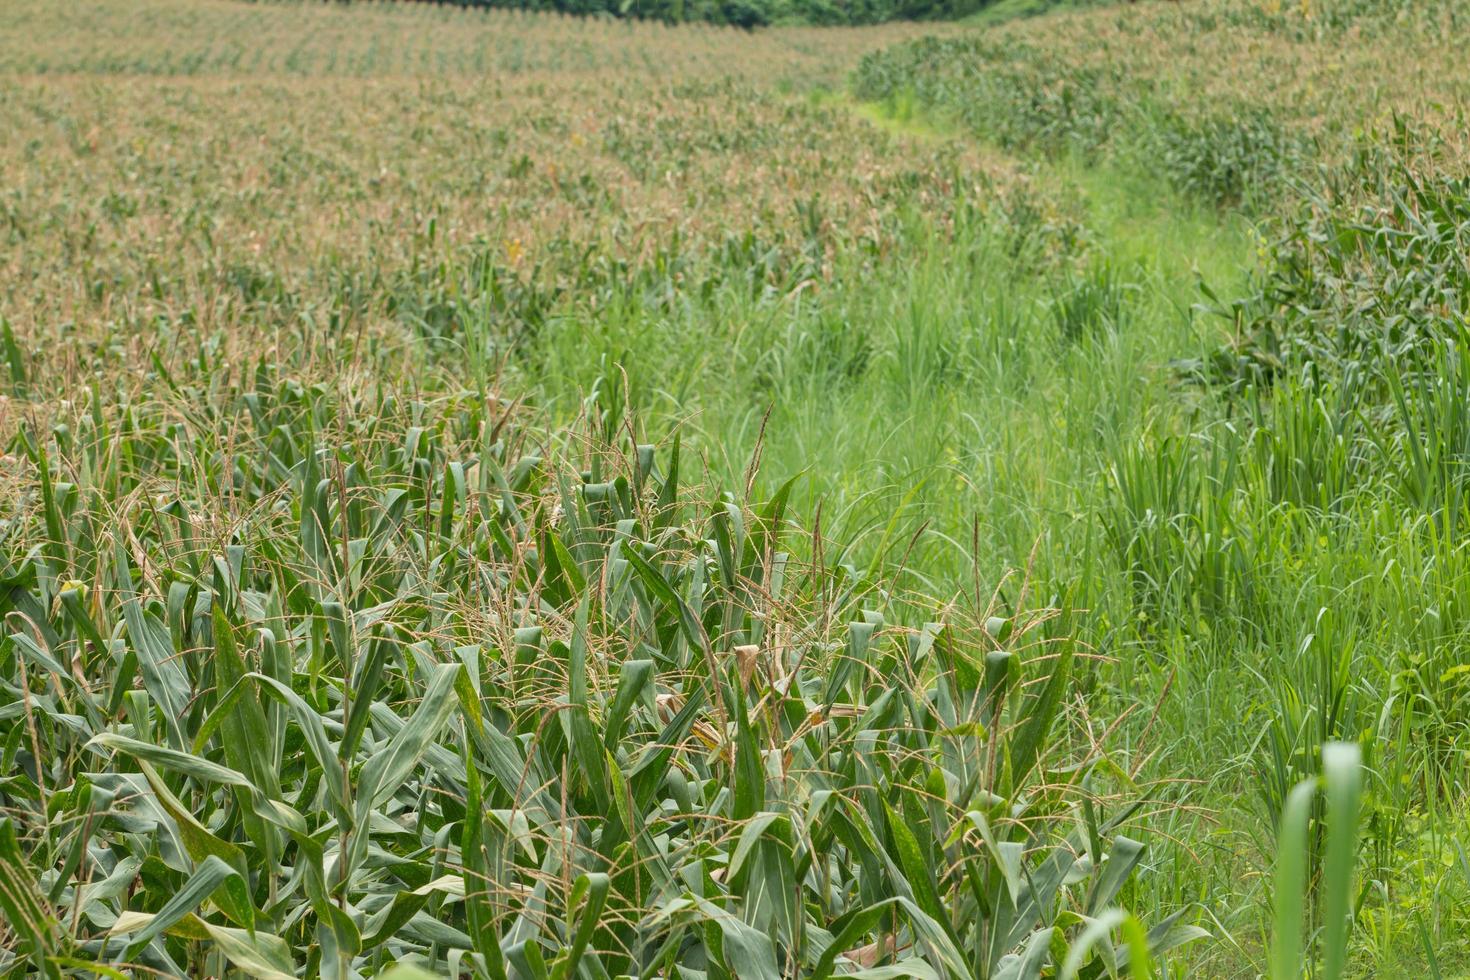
[1,0,1467,976]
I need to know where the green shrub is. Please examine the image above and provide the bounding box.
[1222,123,1470,386]
[853,37,1123,156]
[1135,105,1304,209]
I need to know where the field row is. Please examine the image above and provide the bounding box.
[1,0,938,80]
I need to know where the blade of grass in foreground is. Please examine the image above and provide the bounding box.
[1270,742,1363,980]
[1270,779,1316,980]
[1321,742,1362,980]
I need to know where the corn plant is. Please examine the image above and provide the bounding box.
[0,366,1199,977]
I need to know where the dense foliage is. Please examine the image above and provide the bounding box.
[856,6,1470,974]
[2,0,1467,975]
[0,3,1176,976]
[0,335,1196,976]
[852,35,1304,210]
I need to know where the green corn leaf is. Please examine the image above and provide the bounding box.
[357,662,462,811]
[135,761,256,933]
[247,673,353,826]
[1086,835,1145,914]
[0,818,59,977]
[342,627,395,763]
[992,928,1053,980]
[549,872,609,980]
[1006,636,1073,794]
[565,598,610,812]
[117,556,190,750]
[111,909,295,979]
[882,800,951,944]
[115,855,243,961]
[731,680,764,821]
[603,657,653,749]
[88,733,253,790]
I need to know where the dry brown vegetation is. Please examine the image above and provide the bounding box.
[0,0,1014,400]
[2,0,940,81]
